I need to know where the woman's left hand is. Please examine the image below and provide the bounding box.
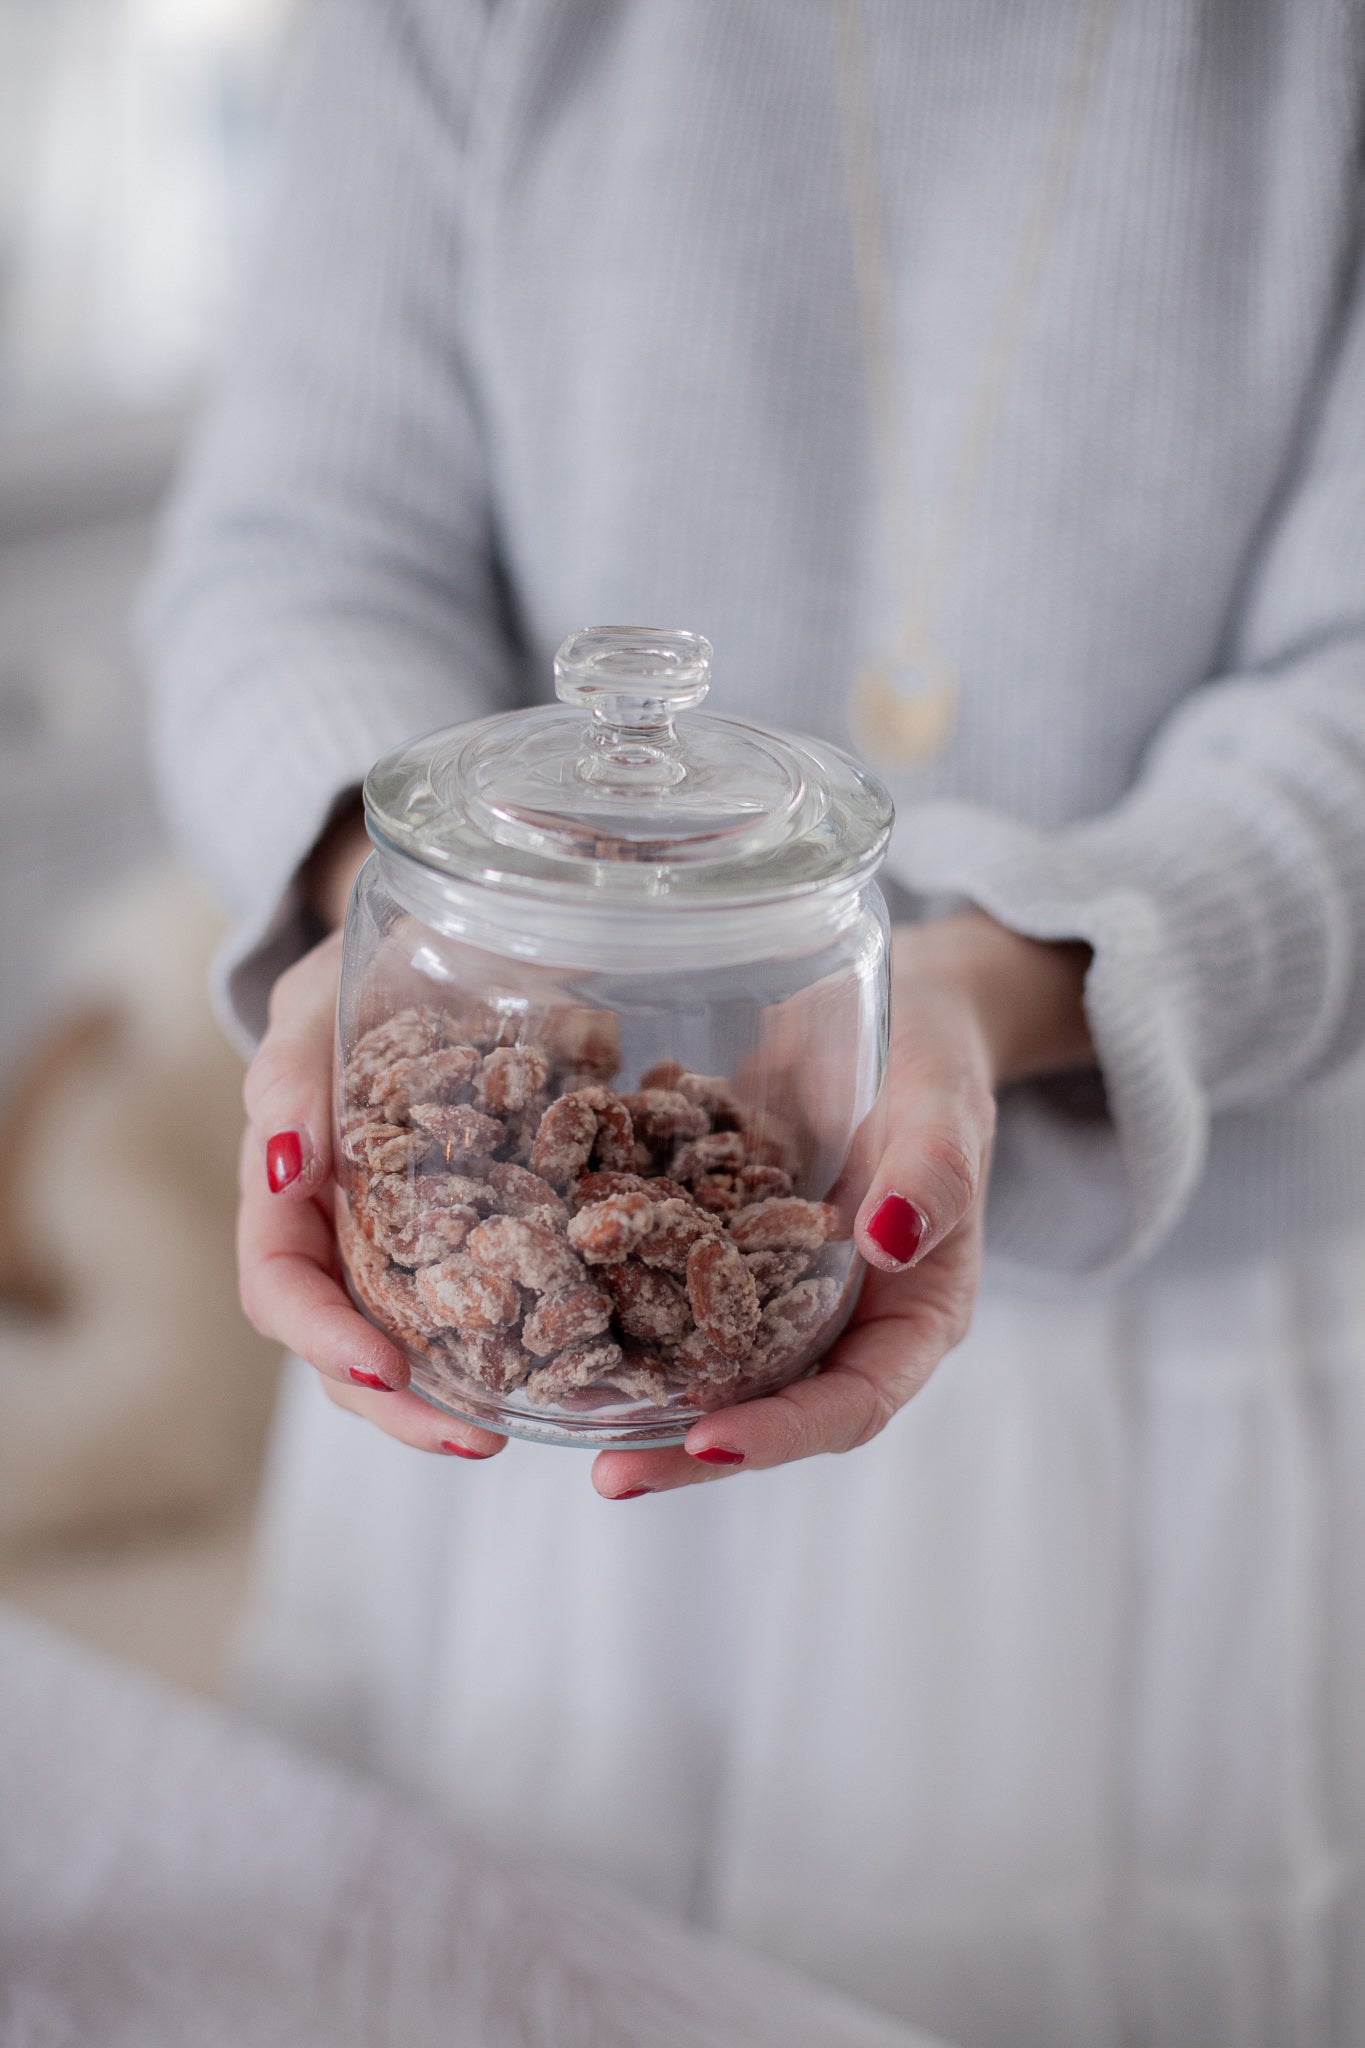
[590,912,1092,1500]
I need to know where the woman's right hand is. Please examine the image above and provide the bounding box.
[237,927,508,1460]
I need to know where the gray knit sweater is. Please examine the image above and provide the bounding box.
[145,0,1365,1290]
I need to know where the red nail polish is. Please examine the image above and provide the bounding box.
[690,1446,745,1466]
[612,1486,652,1499]
[441,1440,494,1459]
[266,1129,304,1193]
[866,1192,924,1266]
[349,1367,393,1391]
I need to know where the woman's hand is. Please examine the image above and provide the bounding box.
[589,912,1092,1500]
[238,868,1087,1483]
[237,891,507,1462]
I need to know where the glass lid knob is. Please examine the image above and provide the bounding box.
[554,626,712,792]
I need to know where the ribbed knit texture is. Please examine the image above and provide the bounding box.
[145,0,1365,1288]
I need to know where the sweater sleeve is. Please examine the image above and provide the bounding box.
[886,201,1365,1284]
[143,0,513,1047]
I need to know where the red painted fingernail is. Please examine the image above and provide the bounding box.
[349,1368,393,1391]
[266,1129,304,1192]
[612,1486,652,1499]
[440,1440,495,1459]
[866,1192,925,1266]
[690,1446,745,1466]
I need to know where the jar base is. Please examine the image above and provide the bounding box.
[345,1260,866,1448]
[409,1378,694,1449]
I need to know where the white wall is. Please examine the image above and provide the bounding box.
[0,0,292,1075]
[0,0,291,412]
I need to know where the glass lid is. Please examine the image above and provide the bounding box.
[364,627,893,904]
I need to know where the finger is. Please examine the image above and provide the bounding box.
[319,1374,507,1459]
[238,1116,410,1391]
[242,931,343,1199]
[854,1071,995,1274]
[590,1441,729,1500]
[679,1264,963,1470]
[238,1170,410,1393]
[593,1232,979,1493]
[238,1128,509,1458]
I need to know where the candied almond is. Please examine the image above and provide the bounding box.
[743,1246,815,1302]
[638,1058,686,1090]
[685,1235,760,1360]
[383,1207,481,1267]
[691,1174,740,1214]
[736,1163,794,1202]
[524,1336,626,1405]
[523,1202,572,1235]
[522,1282,614,1358]
[599,1262,693,1344]
[486,1160,568,1218]
[350,1005,447,1070]
[446,1002,523,1052]
[498,1101,548,1167]
[604,1359,674,1401]
[574,1171,692,1209]
[572,1170,651,1207]
[568,1085,636,1172]
[373,1272,448,1357]
[636,1197,722,1274]
[674,1071,742,1126]
[357,1171,483,1235]
[408,1103,505,1164]
[370,1045,479,1119]
[343,1120,434,1177]
[567,1191,657,1264]
[443,1174,503,1214]
[340,1221,448,1355]
[530,1095,598,1188]
[620,1088,708,1144]
[751,1276,842,1369]
[465,1215,583,1293]
[415,1256,520,1333]
[456,1331,532,1392]
[670,1131,747,1182]
[664,1326,744,1405]
[728,1197,837,1253]
[476,1044,551,1114]
[343,1245,446,1359]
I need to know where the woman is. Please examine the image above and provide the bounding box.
[146,4,1365,2044]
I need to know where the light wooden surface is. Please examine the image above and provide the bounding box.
[0,1606,951,2048]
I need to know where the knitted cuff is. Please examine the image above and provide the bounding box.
[886,799,1208,1284]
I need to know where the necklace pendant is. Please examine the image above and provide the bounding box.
[850,651,957,771]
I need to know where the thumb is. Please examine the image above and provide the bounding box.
[854,1079,994,1273]
[242,932,342,1199]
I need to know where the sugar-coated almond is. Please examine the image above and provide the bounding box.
[685,1235,761,1360]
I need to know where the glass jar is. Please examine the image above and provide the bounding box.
[334,627,893,1447]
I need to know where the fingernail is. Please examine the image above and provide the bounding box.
[866,1192,925,1266]
[349,1367,393,1391]
[612,1486,652,1499]
[689,1446,745,1466]
[440,1440,495,1459]
[266,1129,304,1193]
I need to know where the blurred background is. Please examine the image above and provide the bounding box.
[0,0,293,1693]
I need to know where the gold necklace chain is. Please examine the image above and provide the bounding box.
[835,0,1119,769]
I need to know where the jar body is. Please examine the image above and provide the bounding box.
[334,852,890,1447]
